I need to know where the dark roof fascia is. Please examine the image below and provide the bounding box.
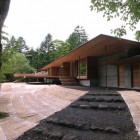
[108,55,140,65]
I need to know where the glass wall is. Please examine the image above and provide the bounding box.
[77,58,87,79]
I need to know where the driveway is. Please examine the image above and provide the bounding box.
[0,83,140,140]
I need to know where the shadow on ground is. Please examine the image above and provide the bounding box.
[16,87,140,140]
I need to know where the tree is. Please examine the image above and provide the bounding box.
[16,37,29,52]
[67,26,88,50]
[1,26,9,46]
[90,0,140,38]
[1,52,35,82]
[5,36,29,53]
[0,0,11,84]
[39,33,55,66]
[52,40,70,58]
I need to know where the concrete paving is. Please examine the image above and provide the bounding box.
[0,83,140,139]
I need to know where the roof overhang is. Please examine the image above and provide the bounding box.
[41,34,140,71]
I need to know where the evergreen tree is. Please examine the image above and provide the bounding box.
[67,26,88,50]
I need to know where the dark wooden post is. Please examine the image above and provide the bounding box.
[79,56,80,79]
[0,42,2,91]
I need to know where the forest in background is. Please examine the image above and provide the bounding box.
[1,26,88,82]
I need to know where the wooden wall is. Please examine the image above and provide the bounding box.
[62,62,70,76]
[51,67,59,76]
[132,64,140,88]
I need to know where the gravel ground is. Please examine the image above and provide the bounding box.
[16,89,140,140]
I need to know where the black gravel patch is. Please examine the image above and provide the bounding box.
[16,89,140,140]
[80,96,124,102]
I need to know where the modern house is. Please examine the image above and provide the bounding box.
[41,34,140,89]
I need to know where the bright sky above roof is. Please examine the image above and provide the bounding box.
[4,0,136,49]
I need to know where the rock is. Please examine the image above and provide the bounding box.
[90,126,104,131]
[47,132,63,140]
[80,105,89,109]
[70,104,79,108]
[33,127,44,134]
[46,117,58,123]
[99,104,108,109]
[62,135,79,140]
[105,127,119,134]
[117,106,126,110]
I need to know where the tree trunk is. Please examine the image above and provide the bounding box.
[0,0,11,27]
[0,0,11,88]
[0,27,2,90]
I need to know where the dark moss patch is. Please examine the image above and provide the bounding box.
[0,112,9,119]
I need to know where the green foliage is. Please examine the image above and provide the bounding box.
[1,52,35,82]
[135,31,140,41]
[26,35,72,70]
[52,40,70,58]
[0,0,12,89]
[0,112,9,119]
[1,27,9,45]
[79,64,86,75]
[39,34,55,64]
[90,0,140,39]
[5,36,29,53]
[67,26,88,50]
[2,53,35,74]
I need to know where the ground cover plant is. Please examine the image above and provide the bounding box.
[0,112,9,119]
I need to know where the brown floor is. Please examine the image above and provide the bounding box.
[0,83,140,140]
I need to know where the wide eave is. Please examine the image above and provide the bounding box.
[41,34,140,71]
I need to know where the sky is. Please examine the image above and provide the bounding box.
[4,0,136,49]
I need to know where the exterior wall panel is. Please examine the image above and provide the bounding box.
[62,62,70,76]
[133,64,140,88]
[51,67,59,76]
[118,65,125,87]
[98,57,118,87]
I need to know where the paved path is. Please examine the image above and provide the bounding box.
[119,90,140,135]
[0,83,87,140]
[0,83,140,139]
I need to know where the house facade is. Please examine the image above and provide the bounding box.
[41,34,140,89]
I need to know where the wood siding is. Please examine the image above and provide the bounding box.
[62,62,70,76]
[132,64,140,88]
[51,67,59,76]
